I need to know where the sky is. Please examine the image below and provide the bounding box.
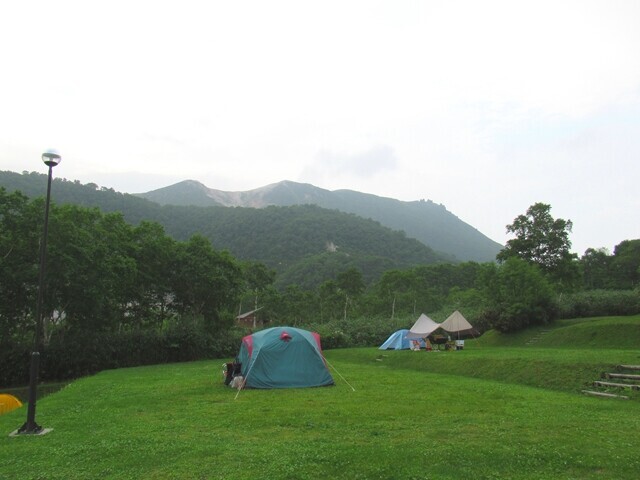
[1,0,639,256]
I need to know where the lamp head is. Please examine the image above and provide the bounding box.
[42,149,62,167]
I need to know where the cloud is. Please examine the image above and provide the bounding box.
[300,145,398,186]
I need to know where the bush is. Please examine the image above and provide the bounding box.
[481,258,559,333]
[0,321,247,387]
[0,340,32,387]
[306,315,412,350]
[558,289,640,319]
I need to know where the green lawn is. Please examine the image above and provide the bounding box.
[1,316,640,479]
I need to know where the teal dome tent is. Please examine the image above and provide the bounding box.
[237,327,334,389]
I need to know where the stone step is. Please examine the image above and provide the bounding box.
[618,365,640,371]
[606,373,640,381]
[582,390,629,400]
[594,381,640,390]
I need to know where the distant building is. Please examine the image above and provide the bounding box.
[236,307,264,329]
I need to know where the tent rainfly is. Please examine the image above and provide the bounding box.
[237,326,334,389]
[379,329,425,350]
[406,313,441,339]
[440,310,475,337]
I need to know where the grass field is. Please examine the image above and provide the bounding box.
[1,316,639,479]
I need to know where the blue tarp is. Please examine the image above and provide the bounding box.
[379,329,426,350]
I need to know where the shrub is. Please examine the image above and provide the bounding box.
[0,321,247,387]
[558,289,640,319]
[480,258,559,333]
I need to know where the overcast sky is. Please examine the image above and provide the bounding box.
[2,0,639,255]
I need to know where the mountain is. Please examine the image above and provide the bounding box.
[0,170,452,288]
[137,179,502,262]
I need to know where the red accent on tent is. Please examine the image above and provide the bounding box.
[312,332,322,349]
[242,334,254,357]
[312,332,328,365]
[280,331,292,341]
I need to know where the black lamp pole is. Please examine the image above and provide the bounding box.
[17,149,61,435]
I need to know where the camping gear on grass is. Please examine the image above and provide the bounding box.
[0,394,22,415]
[223,362,242,385]
[236,327,334,389]
[379,329,425,350]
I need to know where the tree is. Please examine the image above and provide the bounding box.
[369,269,416,318]
[580,248,612,290]
[46,206,137,333]
[130,221,178,327]
[170,234,243,330]
[480,257,558,332]
[336,267,365,321]
[611,239,640,289]
[497,203,579,290]
[240,261,276,326]
[318,280,342,322]
[0,189,41,344]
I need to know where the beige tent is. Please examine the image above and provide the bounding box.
[406,313,441,339]
[440,310,475,337]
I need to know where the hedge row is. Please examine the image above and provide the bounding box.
[0,325,245,388]
[558,289,640,319]
[9,292,638,388]
[1,315,414,387]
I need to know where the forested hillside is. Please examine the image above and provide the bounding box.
[2,173,638,388]
[0,171,449,288]
[137,179,503,262]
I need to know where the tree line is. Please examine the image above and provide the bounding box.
[1,187,638,385]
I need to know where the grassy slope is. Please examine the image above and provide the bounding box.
[330,347,640,395]
[1,315,639,479]
[476,315,640,349]
[331,315,640,395]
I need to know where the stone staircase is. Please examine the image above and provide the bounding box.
[525,329,551,346]
[582,365,640,400]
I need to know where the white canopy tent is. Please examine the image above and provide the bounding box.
[440,310,477,348]
[406,313,441,339]
[440,310,474,334]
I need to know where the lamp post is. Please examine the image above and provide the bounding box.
[16,149,61,436]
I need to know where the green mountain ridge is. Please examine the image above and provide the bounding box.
[138,179,503,262]
[0,170,455,288]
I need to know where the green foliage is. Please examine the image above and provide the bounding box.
[0,321,246,387]
[480,258,558,332]
[579,240,640,291]
[558,289,640,319]
[0,190,246,346]
[133,177,503,262]
[4,175,640,386]
[0,189,41,344]
[163,203,446,288]
[274,251,397,290]
[610,239,640,288]
[305,315,411,350]
[0,171,456,288]
[46,206,137,331]
[170,234,243,328]
[498,202,579,291]
[365,262,485,319]
[580,247,613,289]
